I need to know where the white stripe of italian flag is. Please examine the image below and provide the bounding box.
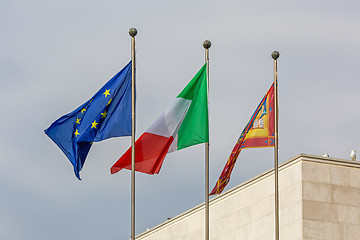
[111,63,208,175]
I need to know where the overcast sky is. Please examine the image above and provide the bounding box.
[1,0,360,239]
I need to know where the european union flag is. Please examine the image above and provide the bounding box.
[45,62,133,179]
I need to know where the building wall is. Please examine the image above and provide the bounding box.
[136,155,360,240]
[301,158,360,240]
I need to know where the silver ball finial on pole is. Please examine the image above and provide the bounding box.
[272,51,280,60]
[129,28,137,37]
[203,40,212,49]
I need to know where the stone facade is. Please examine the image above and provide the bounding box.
[301,157,360,240]
[136,154,360,240]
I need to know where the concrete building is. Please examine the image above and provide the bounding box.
[136,154,360,240]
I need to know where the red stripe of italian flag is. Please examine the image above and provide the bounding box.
[111,63,209,175]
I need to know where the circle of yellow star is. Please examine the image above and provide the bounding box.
[74,129,80,137]
[101,110,107,119]
[91,120,99,129]
[103,89,110,98]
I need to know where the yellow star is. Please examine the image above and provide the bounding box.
[81,108,86,113]
[103,89,110,98]
[91,120,99,129]
[75,118,81,124]
[101,110,107,119]
[74,129,80,137]
[107,98,112,105]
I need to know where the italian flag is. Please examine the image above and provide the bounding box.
[111,63,208,175]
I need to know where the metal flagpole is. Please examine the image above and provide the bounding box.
[129,27,137,240]
[271,50,280,240]
[203,40,211,240]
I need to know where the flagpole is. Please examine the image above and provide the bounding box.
[272,50,280,240]
[203,40,211,240]
[129,27,137,240]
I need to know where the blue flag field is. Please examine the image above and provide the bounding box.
[45,62,133,179]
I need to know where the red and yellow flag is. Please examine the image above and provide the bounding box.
[210,84,275,195]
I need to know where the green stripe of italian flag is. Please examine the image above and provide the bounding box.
[111,63,208,175]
